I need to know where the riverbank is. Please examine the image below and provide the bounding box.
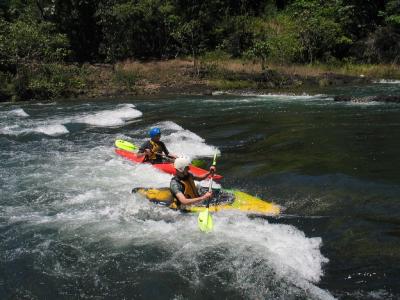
[1,59,399,102]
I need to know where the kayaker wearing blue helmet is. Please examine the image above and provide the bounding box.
[138,127,177,164]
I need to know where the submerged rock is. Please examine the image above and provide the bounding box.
[334,95,400,103]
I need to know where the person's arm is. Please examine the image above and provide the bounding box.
[193,166,216,181]
[137,141,151,157]
[170,177,212,205]
[137,150,151,157]
[160,141,176,159]
[175,191,212,206]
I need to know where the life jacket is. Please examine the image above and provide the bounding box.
[148,140,163,160]
[170,175,199,210]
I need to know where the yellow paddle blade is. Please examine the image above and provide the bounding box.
[198,208,213,232]
[115,139,137,152]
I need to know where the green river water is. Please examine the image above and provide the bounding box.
[1,82,400,299]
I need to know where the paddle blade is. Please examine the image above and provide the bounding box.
[115,139,137,152]
[198,209,213,232]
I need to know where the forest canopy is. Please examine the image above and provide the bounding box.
[1,0,399,65]
[0,0,399,100]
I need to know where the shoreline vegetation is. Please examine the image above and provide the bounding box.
[2,59,399,102]
[1,1,399,102]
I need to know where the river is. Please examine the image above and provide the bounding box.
[1,82,400,299]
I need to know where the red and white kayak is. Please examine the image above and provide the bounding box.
[115,148,223,181]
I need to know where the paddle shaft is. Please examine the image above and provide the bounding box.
[205,154,216,208]
[205,176,214,208]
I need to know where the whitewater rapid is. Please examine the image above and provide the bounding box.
[0,100,333,299]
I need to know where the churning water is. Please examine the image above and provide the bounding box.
[1,83,400,299]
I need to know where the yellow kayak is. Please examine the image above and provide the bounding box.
[132,187,280,215]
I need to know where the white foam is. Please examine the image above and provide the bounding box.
[374,79,400,84]
[211,92,325,99]
[212,91,326,100]
[1,104,332,298]
[1,138,332,298]
[36,102,57,105]
[343,101,382,107]
[211,91,227,96]
[256,93,325,99]
[155,121,220,158]
[0,103,143,137]
[210,214,327,281]
[156,120,184,131]
[66,190,103,205]
[0,125,20,135]
[204,93,327,104]
[76,104,142,127]
[0,123,69,137]
[32,124,69,136]
[120,211,333,298]
[9,108,29,117]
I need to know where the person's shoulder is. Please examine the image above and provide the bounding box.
[140,140,151,147]
[170,176,183,194]
[170,175,179,182]
[170,176,182,185]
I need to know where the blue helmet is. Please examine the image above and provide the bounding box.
[149,127,161,138]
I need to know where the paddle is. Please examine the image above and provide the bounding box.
[198,152,217,233]
[115,139,138,152]
[115,139,207,167]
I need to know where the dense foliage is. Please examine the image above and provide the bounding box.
[0,0,399,100]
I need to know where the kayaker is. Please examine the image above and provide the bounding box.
[138,127,177,164]
[170,157,216,209]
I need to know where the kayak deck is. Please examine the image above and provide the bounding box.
[133,187,280,216]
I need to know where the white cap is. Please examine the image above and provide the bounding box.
[174,157,191,172]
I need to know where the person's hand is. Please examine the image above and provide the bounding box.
[144,149,151,156]
[167,154,177,161]
[209,166,216,174]
[202,191,213,200]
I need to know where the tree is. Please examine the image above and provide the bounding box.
[246,40,271,70]
[97,0,178,62]
[218,15,254,57]
[289,0,352,63]
[0,18,69,68]
[339,0,386,39]
[383,0,400,28]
